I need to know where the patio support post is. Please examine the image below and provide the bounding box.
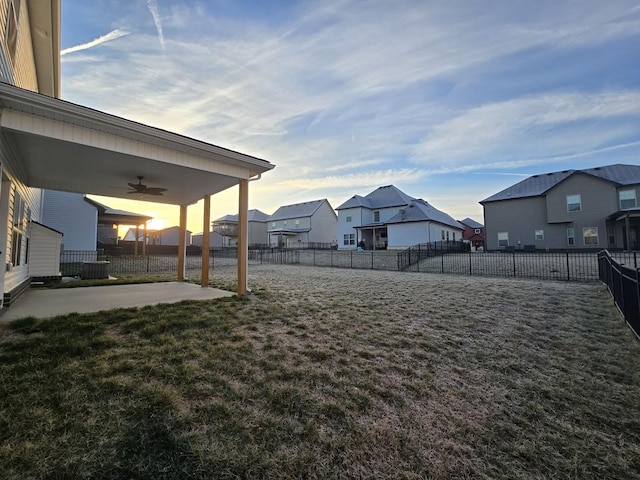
[201,195,211,287]
[178,205,187,281]
[142,221,147,256]
[238,179,249,296]
[626,213,631,252]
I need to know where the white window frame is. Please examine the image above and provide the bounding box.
[474,228,481,234]
[567,194,582,212]
[535,229,544,240]
[619,189,637,210]
[5,0,20,65]
[583,227,599,246]
[343,233,355,246]
[567,228,575,246]
[373,210,380,222]
[498,232,509,247]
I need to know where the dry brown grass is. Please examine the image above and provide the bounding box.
[1,264,639,479]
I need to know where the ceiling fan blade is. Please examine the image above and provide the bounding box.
[144,187,167,194]
[145,190,164,196]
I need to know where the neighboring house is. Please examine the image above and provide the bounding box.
[481,164,640,251]
[336,185,463,250]
[42,191,152,250]
[458,217,485,250]
[124,226,192,246]
[212,209,269,247]
[191,231,224,249]
[267,199,337,248]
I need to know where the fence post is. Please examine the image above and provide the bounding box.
[371,251,374,269]
[566,252,570,281]
[512,250,516,277]
[146,254,150,273]
[469,251,472,275]
[635,252,637,268]
[314,250,316,266]
[331,250,334,268]
[351,250,353,269]
[441,253,444,274]
[397,251,400,271]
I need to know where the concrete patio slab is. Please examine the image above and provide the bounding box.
[0,282,235,321]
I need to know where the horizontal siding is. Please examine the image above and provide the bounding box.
[28,225,61,276]
[13,0,38,92]
[42,190,97,250]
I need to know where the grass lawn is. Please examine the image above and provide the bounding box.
[1,265,639,479]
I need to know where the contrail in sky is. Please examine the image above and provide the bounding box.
[61,29,129,56]
[147,0,165,49]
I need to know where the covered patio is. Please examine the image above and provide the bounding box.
[0,82,274,296]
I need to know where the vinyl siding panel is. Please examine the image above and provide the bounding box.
[308,201,338,244]
[546,173,617,224]
[484,196,548,250]
[42,190,97,250]
[28,222,61,276]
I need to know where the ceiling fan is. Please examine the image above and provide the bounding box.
[127,176,168,196]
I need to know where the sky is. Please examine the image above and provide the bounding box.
[60,0,640,235]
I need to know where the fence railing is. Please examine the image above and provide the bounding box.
[60,248,622,283]
[598,250,640,340]
[398,241,469,270]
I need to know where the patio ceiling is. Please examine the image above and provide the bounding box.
[0,83,274,206]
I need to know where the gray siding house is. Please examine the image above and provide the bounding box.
[337,185,463,250]
[212,209,269,247]
[267,199,337,248]
[481,164,640,251]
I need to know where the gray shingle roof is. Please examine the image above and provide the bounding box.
[214,209,269,224]
[459,217,483,228]
[386,199,464,230]
[336,185,415,210]
[267,199,329,221]
[481,164,640,203]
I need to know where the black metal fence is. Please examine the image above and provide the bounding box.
[598,250,640,340]
[61,248,624,283]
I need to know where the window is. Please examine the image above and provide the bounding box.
[535,230,544,240]
[346,215,352,223]
[373,211,380,222]
[474,228,481,234]
[271,222,276,227]
[446,231,450,241]
[453,232,456,241]
[498,232,509,247]
[5,0,20,65]
[441,230,445,240]
[608,226,615,245]
[619,190,637,210]
[10,190,28,267]
[283,220,287,226]
[343,234,355,246]
[583,227,599,245]
[295,219,300,226]
[567,228,575,246]
[567,194,581,212]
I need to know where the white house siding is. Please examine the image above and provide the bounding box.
[338,207,362,250]
[28,222,61,277]
[0,0,45,297]
[308,202,338,244]
[387,222,461,249]
[42,191,98,251]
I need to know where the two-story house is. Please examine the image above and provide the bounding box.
[212,209,269,247]
[481,164,640,251]
[336,185,464,250]
[267,199,337,248]
[458,217,485,250]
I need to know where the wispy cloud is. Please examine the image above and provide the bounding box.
[146,0,165,49]
[61,29,129,56]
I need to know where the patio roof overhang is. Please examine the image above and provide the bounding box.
[0,82,274,205]
[609,209,640,222]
